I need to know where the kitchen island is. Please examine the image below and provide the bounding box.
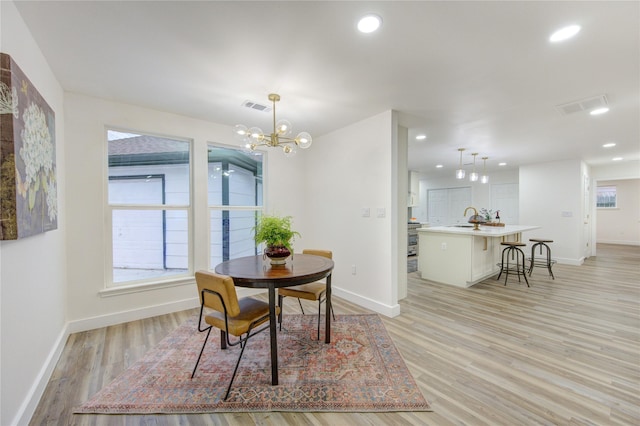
[417,225,539,287]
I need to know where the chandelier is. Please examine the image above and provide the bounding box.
[233,93,312,156]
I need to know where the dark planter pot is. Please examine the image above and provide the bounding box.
[264,245,291,265]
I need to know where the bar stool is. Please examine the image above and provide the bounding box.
[497,241,529,286]
[528,238,556,279]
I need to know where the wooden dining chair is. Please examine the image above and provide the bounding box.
[277,249,335,340]
[191,270,278,401]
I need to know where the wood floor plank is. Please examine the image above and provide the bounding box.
[28,244,640,425]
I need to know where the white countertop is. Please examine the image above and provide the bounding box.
[417,224,540,237]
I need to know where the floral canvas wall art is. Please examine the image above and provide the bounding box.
[0,53,57,240]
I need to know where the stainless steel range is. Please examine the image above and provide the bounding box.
[408,222,421,256]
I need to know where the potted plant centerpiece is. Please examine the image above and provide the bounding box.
[253,214,301,265]
[479,208,504,226]
[479,208,494,223]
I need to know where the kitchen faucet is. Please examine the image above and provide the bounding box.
[464,206,481,230]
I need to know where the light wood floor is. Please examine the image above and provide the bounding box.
[30,244,640,425]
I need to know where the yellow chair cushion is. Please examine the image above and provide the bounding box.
[278,282,326,301]
[205,297,279,336]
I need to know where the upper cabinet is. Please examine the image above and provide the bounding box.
[408,171,420,206]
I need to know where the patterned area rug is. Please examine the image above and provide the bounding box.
[75,314,431,413]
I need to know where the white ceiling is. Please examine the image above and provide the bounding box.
[13,0,640,177]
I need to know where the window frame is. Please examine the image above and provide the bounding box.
[596,185,617,209]
[102,127,194,296]
[206,142,264,268]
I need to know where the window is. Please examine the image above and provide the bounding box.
[596,186,617,208]
[107,130,191,287]
[207,144,263,268]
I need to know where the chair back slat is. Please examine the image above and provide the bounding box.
[195,271,241,317]
[302,249,332,259]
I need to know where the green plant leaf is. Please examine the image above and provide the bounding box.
[253,214,301,252]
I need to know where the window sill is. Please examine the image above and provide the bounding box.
[99,276,194,297]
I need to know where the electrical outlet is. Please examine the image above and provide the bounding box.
[441,242,447,250]
[351,264,357,275]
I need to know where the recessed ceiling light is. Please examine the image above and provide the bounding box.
[416,134,427,140]
[603,142,616,148]
[435,164,443,168]
[499,162,507,166]
[357,14,382,33]
[612,157,623,161]
[549,25,581,42]
[590,107,609,115]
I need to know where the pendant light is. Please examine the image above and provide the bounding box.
[469,153,479,182]
[456,148,466,179]
[480,157,489,184]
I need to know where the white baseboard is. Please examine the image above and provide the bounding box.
[13,326,68,426]
[596,239,640,246]
[16,298,200,425]
[66,297,199,334]
[18,291,396,425]
[332,287,401,318]
[555,257,584,266]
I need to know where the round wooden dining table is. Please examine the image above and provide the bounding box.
[214,253,334,385]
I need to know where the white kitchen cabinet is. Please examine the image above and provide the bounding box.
[417,225,539,287]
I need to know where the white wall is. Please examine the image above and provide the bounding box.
[5,74,399,426]
[520,160,587,265]
[299,110,403,316]
[63,92,308,324]
[592,160,640,181]
[596,179,640,245]
[413,169,519,223]
[395,124,409,300]
[0,2,67,424]
[590,160,640,254]
[63,99,403,321]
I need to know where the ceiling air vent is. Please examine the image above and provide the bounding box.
[241,100,272,113]
[555,95,608,115]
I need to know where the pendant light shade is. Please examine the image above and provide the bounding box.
[480,157,489,184]
[456,148,466,179]
[469,153,479,182]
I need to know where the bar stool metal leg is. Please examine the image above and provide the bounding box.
[498,242,529,287]
[497,246,508,281]
[544,244,555,279]
[516,246,529,287]
[528,240,555,279]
